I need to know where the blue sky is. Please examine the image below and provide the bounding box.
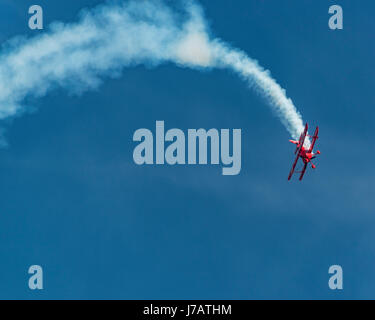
[0,0,374,299]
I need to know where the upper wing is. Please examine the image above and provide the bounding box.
[288,124,307,180]
[288,153,300,180]
[295,123,308,154]
[308,126,319,153]
[299,163,308,181]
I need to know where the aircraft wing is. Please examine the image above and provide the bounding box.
[299,163,308,181]
[288,152,300,180]
[288,123,307,180]
[308,126,319,153]
[295,123,308,154]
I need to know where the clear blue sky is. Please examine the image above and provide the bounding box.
[0,0,374,299]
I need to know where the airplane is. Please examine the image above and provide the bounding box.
[288,123,320,181]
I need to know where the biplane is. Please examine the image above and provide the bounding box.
[288,123,320,181]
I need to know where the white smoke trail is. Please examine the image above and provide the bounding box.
[0,0,309,146]
[212,44,309,146]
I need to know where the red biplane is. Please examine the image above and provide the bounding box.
[288,123,320,181]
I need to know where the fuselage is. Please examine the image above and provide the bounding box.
[299,146,315,163]
[289,140,316,163]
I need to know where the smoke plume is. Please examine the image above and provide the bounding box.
[0,0,309,145]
